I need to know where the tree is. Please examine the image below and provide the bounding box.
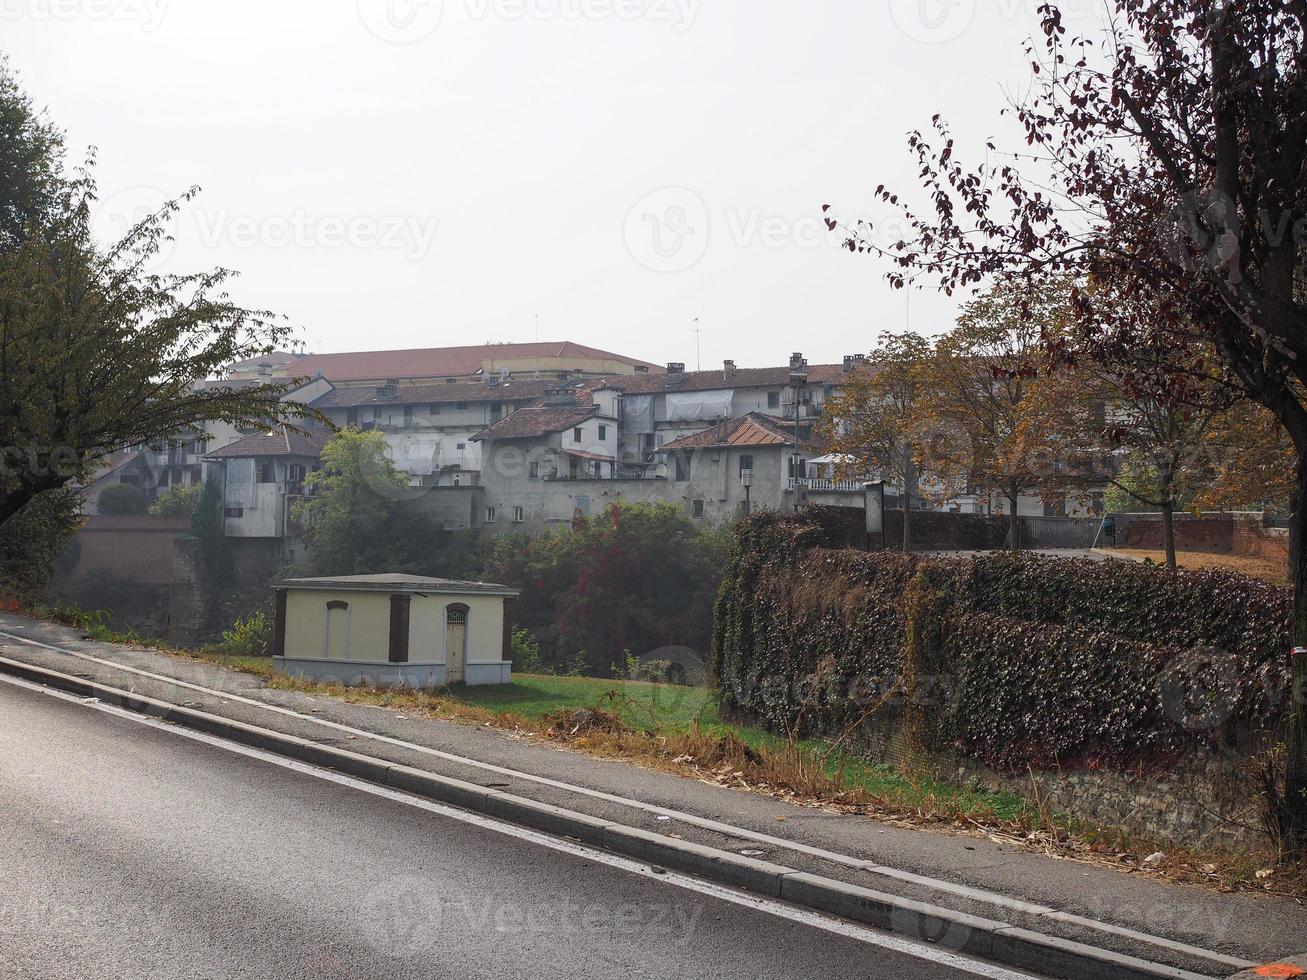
[830,2,1307,849]
[1032,337,1234,571]
[815,333,931,551]
[95,482,147,516]
[294,429,436,575]
[0,66,320,529]
[912,280,1069,548]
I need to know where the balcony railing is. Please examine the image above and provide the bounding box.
[788,477,867,493]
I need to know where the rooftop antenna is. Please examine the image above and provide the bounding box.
[535,314,540,379]
[693,316,701,371]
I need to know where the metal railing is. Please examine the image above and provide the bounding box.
[787,477,866,492]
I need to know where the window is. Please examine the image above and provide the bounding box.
[674,453,690,482]
[573,427,583,443]
[529,461,540,479]
[430,403,441,415]
[373,406,383,420]
[738,454,754,476]
[288,464,305,483]
[403,405,414,425]
[257,462,276,484]
[490,402,503,422]
[767,391,780,409]
[486,506,497,524]
[692,499,705,519]
[512,506,524,523]
[346,408,359,427]
[598,424,608,441]
[224,506,244,518]
[456,401,469,411]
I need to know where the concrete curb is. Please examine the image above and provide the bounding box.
[0,655,1226,980]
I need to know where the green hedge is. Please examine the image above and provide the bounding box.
[710,510,1295,771]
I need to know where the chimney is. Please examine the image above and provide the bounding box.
[376,378,399,401]
[723,359,737,378]
[843,355,856,372]
[667,362,687,384]
[788,353,808,384]
[543,386,576,407]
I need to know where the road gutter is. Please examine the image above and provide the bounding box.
[0,653,1234,980]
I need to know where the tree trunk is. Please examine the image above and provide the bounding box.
[1284,450,1307,855]
[1007,487,1021,552]
[1160,499,1178,573]
[902,459,915,554]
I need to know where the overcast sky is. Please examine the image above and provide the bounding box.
[6,0,1111,369]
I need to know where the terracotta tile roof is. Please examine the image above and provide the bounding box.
[471,406,598,441]
[311,379,557,409]
[660,413,813,451]
[263,342,660,384]
[204,426,326,459]
[586,363,868,396]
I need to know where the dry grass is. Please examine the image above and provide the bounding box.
[1099,548,1291,586]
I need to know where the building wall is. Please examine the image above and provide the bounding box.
[55,516,191,586]
[282,589,506,665]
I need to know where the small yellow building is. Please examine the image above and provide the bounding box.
[272,574,520,689]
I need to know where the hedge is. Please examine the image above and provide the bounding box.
[710,509,1295,771]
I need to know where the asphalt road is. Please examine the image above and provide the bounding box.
[0,680,1038,980]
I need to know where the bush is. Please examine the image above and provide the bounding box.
[510,627,542,673]
[96,482,147,515]
[219,609,272,657]
[149,482,202,517]
[711,510,1295,771]
[0,487,81,602]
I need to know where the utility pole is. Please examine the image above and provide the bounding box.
[693,317,701,371]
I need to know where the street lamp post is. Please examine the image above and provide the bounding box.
[740,467,753,516]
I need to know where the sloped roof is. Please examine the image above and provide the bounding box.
[312,379,556,409]
[205,426,325,459]
[660,413,811,451]
[263,342,659,384]
[587,363,868,396]
[471,405,598,441]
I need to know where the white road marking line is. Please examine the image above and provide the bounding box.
[1,672,1042,980]
[0,624,1255,971]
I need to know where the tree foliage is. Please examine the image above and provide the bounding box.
[293,429,438,576]
[480,502,728,674]
[0,486,80,602]
[0,60,322,528]
[815,333,930,550]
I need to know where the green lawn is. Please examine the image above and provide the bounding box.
[449,674,1031,820]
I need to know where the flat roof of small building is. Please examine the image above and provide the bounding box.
[275,573,520,597]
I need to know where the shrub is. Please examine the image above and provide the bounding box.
[712,510,1295,771]
[148,482,202,517]
[219,609,272,657]
[510,627,542,673]
[96,482,147,515]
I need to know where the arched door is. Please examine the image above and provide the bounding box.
[445,604,468,683]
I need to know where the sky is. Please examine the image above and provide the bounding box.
[5,0,1112,369]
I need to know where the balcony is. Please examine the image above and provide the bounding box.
[788,477,867,493]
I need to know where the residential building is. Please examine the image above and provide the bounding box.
[204,427,324,539]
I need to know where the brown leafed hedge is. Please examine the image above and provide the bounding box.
[710,510,1295,771]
